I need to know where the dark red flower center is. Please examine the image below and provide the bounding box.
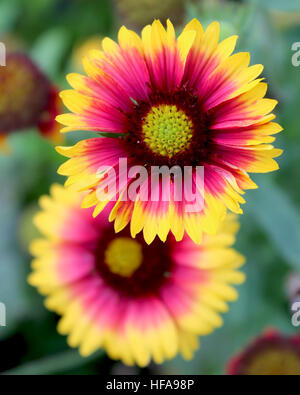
[122,86,214,168]
[95,227,173,297]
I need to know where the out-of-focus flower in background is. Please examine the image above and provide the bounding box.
[0,52,62,153]
[28,184,245,367]
[270,10,300,31]
[113,0,185,30]
[71,36,102,71]
[227,329,300,375]
[0,34,24,53]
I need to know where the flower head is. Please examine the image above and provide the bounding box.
[0,52,62,150]
[227,329,300,375]
[57,19,282,244]
[29,183,245,366]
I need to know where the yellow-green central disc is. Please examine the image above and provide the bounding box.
[246,349,300,375]
[104,237,143,277]
[142,104,194,158]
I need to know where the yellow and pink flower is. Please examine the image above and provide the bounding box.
[29,184,245,366]
[56,19,282,244]
[227,329,300,375]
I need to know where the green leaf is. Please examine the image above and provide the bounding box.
[246,177,300,269]
[2,350,103,375]
[255,0,300,12]
[0,0,20,32]
[30,27,70,78]
[97,132,126,139]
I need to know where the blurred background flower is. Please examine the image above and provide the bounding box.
[71,36,103,71]
[113,0,185,30]
[0,52,62,152]
[28,185,245,367]
[0,0,300,375]
[226,329,300,375]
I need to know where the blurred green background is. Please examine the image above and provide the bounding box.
[0,0,300,375]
